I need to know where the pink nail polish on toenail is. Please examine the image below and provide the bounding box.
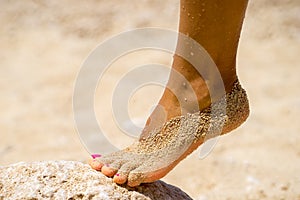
[116,173,120,176]
[105,164,110,167]
[91,154,101,159]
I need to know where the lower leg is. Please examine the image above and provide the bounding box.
[178,0,248,82]
[143,0,249,135]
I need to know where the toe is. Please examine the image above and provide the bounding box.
[127,162,167,187]
[89,158,103,171]
[113,172,127,184]
[101,162,122,177]
[89,155,115,171]
[128,171,145,187]
[113,162,138,185]
[101,165,117,177]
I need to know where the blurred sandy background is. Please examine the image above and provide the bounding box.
[1,0,300,199]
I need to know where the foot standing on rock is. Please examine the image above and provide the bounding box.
[90,0,250,187]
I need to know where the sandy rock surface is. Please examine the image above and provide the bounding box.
[0,160,192,200]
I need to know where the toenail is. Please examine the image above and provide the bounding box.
[105,164,110,167]
[115,173,120,176]
[91,154,102,159]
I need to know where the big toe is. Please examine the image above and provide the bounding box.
[128,171,146,187]
[113,162,138,185]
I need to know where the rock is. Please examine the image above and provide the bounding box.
[0,161,193,200]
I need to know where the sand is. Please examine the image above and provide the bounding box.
[1,0,300,199]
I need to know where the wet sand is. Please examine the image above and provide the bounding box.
[1,0,300,199]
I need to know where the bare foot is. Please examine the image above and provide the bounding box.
[89,75,249,187]
[89,0,250,187]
